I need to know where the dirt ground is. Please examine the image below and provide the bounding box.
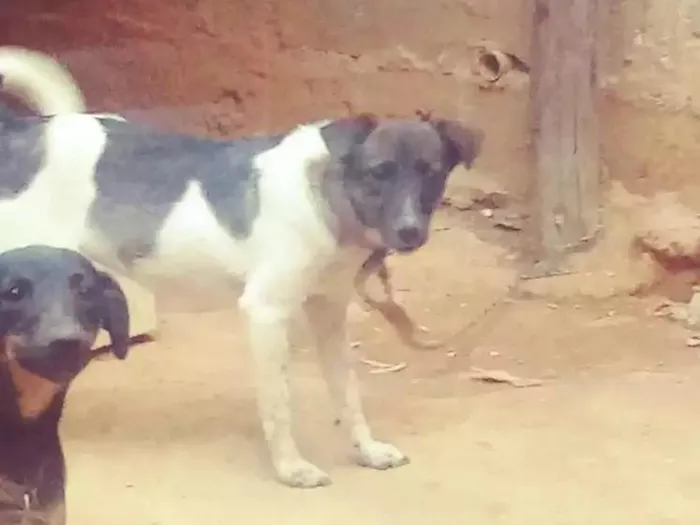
[58,200,700,525]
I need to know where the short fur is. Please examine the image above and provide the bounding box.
[0,46,484,488]
[0,245,130,525]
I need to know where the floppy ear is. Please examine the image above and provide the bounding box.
[432,119,485,171]
[96,272,131,360]
[319,114,378,163]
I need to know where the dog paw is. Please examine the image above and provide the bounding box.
[355,440,410,470]
[276,459,332,488]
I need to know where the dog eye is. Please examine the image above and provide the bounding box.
[77,285,94,298]
[1,283,27,302]
[71,275,96,298]
[70,274,94,298]
[415,160,430,174]
[370,164,395,180]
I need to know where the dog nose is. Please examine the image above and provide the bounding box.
[397,226,421,245]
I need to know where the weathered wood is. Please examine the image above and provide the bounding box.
[531,0,601,270]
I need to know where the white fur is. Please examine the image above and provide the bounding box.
[0,46,409,488]
[0,47,86,115]
[0,115,105,254]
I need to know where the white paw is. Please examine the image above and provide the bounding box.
[355,440,410,470]
[275,458,332,488]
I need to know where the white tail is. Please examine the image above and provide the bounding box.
[0,46,86,116]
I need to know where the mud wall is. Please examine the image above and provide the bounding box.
[1,0,700,199]
[0,0,533,197]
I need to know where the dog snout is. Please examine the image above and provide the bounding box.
[396,225,422,245]
[392,199,427,251]
[31,321,93,350]
[394,222,427,252]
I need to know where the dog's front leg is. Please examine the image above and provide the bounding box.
[304,294,410,471]
[240,274,331,489]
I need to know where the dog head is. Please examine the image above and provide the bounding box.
[320,113,483,253]
[0,245,130,386]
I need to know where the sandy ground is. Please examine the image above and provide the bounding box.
[57,208,700,525]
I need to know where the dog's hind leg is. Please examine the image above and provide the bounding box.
[304,293,410,471]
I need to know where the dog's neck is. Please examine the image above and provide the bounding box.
[315,160,382,252]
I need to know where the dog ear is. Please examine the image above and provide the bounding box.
[432,119,485,170]
[319,114,378,162]
[96,272,131,360]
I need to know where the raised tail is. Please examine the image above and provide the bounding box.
[0,46,86,116]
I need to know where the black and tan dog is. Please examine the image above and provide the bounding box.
[0,245,130,525]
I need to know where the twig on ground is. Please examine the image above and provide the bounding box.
[465,367,543,388]
[359,357,408,374]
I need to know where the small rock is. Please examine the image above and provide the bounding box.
[686,335,700,347]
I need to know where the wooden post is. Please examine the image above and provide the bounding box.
[531,0,601,272]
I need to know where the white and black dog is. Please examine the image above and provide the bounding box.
[0,46,484,488]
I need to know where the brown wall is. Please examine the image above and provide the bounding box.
[2,0,700,199]
[0,0,533,197]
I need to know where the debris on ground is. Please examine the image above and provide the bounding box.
[652,300,684,320]
[652,290,700,327]
[465,367,544,388]
[491,209,527,231]
[360,357,408,374]
[442,189,528,232]
[685,334,700,347]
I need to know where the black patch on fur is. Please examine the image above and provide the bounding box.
[89,119,284,266]
[0,116,47,198]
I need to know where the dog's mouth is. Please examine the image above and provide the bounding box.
[5,337,92,386]
[392,240,426,254]
[381,230,428,254]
